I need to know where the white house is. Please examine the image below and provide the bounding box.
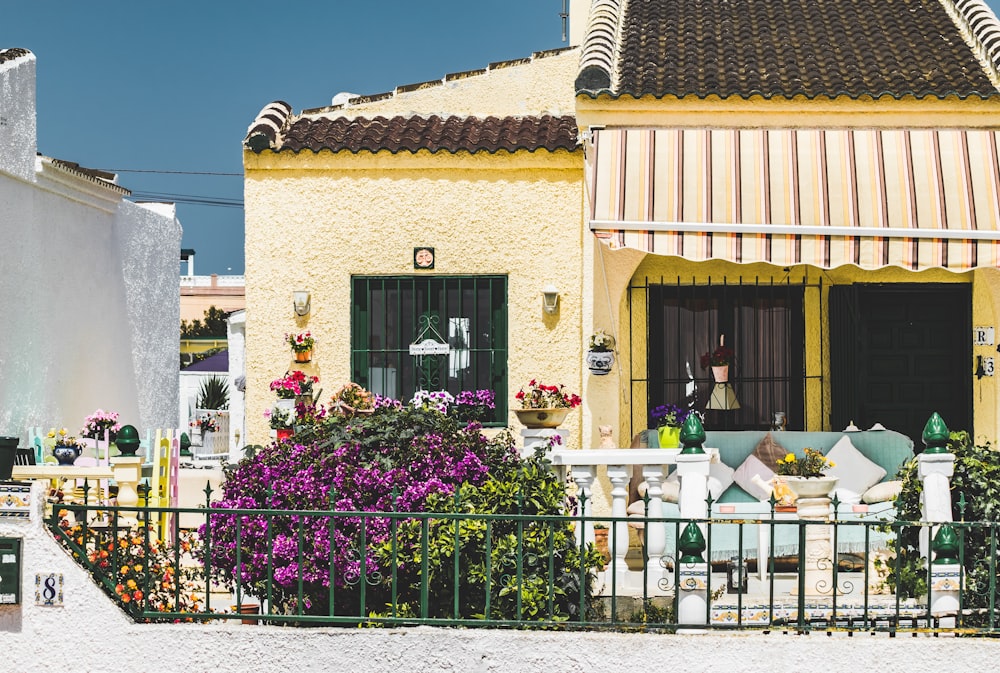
[0,48,181,438]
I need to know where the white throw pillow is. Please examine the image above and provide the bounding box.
[862,480,903,504]
[662,462,735,502]
[826,435,888,505]
[733,453,775,501]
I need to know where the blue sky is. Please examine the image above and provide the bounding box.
[7,1,1000,275]
[2,1,566,275]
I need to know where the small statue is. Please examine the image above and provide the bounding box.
[598,425,616,449]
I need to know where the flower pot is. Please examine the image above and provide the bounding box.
[0,436,16,480]
[53,444,81,466]
[233,603,260,625]
[711,365,730,383]
[275,428,293,442]
[586,349,615,376]
[274,398,295,413]
[784,475,839,499]
[294,349,312,363]
[593,528,611,566]
[656,425,682,449]
[514,408,570,429]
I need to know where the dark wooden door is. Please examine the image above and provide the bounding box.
[830,284,971,448]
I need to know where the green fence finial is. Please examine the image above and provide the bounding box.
[932,524,960,565]
[922,412,950,454]
[679,413,706,455]
[678,522,706,563]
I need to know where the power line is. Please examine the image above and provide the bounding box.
[97,168,242,177]
[129,191,243,208]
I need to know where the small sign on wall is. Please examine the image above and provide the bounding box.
[35,573,63,607]
[974,326,994,346]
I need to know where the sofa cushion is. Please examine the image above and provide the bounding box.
[752,432,787,469]
[862,479,903,504]
[733,453,775,501]
[826,435,887,504]
[731,433,788,500]
[657,461,735,503]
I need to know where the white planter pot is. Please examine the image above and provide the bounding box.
[586,350,615,375]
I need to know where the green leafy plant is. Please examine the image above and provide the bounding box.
[181,305,229,338]
[887,430,1000,621]
[197,375,229,410]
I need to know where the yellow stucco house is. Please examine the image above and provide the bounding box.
[243,0,1000,450]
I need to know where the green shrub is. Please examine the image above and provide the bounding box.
[889,430,1000,623]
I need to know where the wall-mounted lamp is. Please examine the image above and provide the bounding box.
[541,284,560,314]
[293,290,311,317]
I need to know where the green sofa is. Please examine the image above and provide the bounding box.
[630,428,916,561]
[641,428,915,503]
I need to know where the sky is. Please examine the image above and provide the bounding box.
[1,1,568,276]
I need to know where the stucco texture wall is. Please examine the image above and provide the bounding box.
[312,48,578,119]
[0,171,181,438]
[244,149,583,445]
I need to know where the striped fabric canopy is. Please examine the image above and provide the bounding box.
[588,127,1000,270]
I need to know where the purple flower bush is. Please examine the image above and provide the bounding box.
[201,395,519,616]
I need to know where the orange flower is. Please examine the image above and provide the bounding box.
[126,579,137,590]
[133,590,143,601]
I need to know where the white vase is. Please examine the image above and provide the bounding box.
[275,398,295,413]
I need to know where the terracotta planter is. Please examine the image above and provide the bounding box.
[656,425,682,449]
[514,408,570,429]
[711,365,730,383]
[784,475,838,500]
[593,528,611,565]
[294,349,312,363]
[233,603,260,625]
[275,428,293,442]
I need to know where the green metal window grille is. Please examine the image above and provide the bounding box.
[633,277,810,434]
[351,275,508,423]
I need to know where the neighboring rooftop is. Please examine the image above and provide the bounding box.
[0,47,30,65]
[268,114,580,155]
[575,0,1000,99]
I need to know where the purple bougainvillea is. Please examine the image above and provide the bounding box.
[201,395,514,615]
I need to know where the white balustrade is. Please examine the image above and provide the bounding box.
[548,447,686,594]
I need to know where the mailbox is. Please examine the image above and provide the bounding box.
[0,537,21,604]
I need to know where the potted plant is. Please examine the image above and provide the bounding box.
[287,331,315,363]
[265,407,293,441]
[700,337,736,383]
[191,412,219,438]
[776,448,838,499]
[80,409,121,443]
[593,523,611,566]
[585,329,616,376]
[650,403,694,449]
[49,428,83,465]
[271,370,318,412]
[330,382,375,416]
[514,379,582,428]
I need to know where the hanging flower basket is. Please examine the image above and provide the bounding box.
[586,350,615,375]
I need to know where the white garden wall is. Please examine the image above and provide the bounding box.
[0,49,180,439]
[2,484,999,673]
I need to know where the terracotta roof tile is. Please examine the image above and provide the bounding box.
[268,115,580,155]
[578,0,999,99]
[0,48,31,65]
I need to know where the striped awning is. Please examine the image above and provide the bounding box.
[588,127,1000,271]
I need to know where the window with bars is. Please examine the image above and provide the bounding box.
[643,281,806,432]
[351,276,508,423]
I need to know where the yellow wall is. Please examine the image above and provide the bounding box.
[243,149,584,444]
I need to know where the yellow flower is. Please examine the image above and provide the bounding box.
[829,461,836,468]
[783,453,795,463]
[58,428,68,437]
